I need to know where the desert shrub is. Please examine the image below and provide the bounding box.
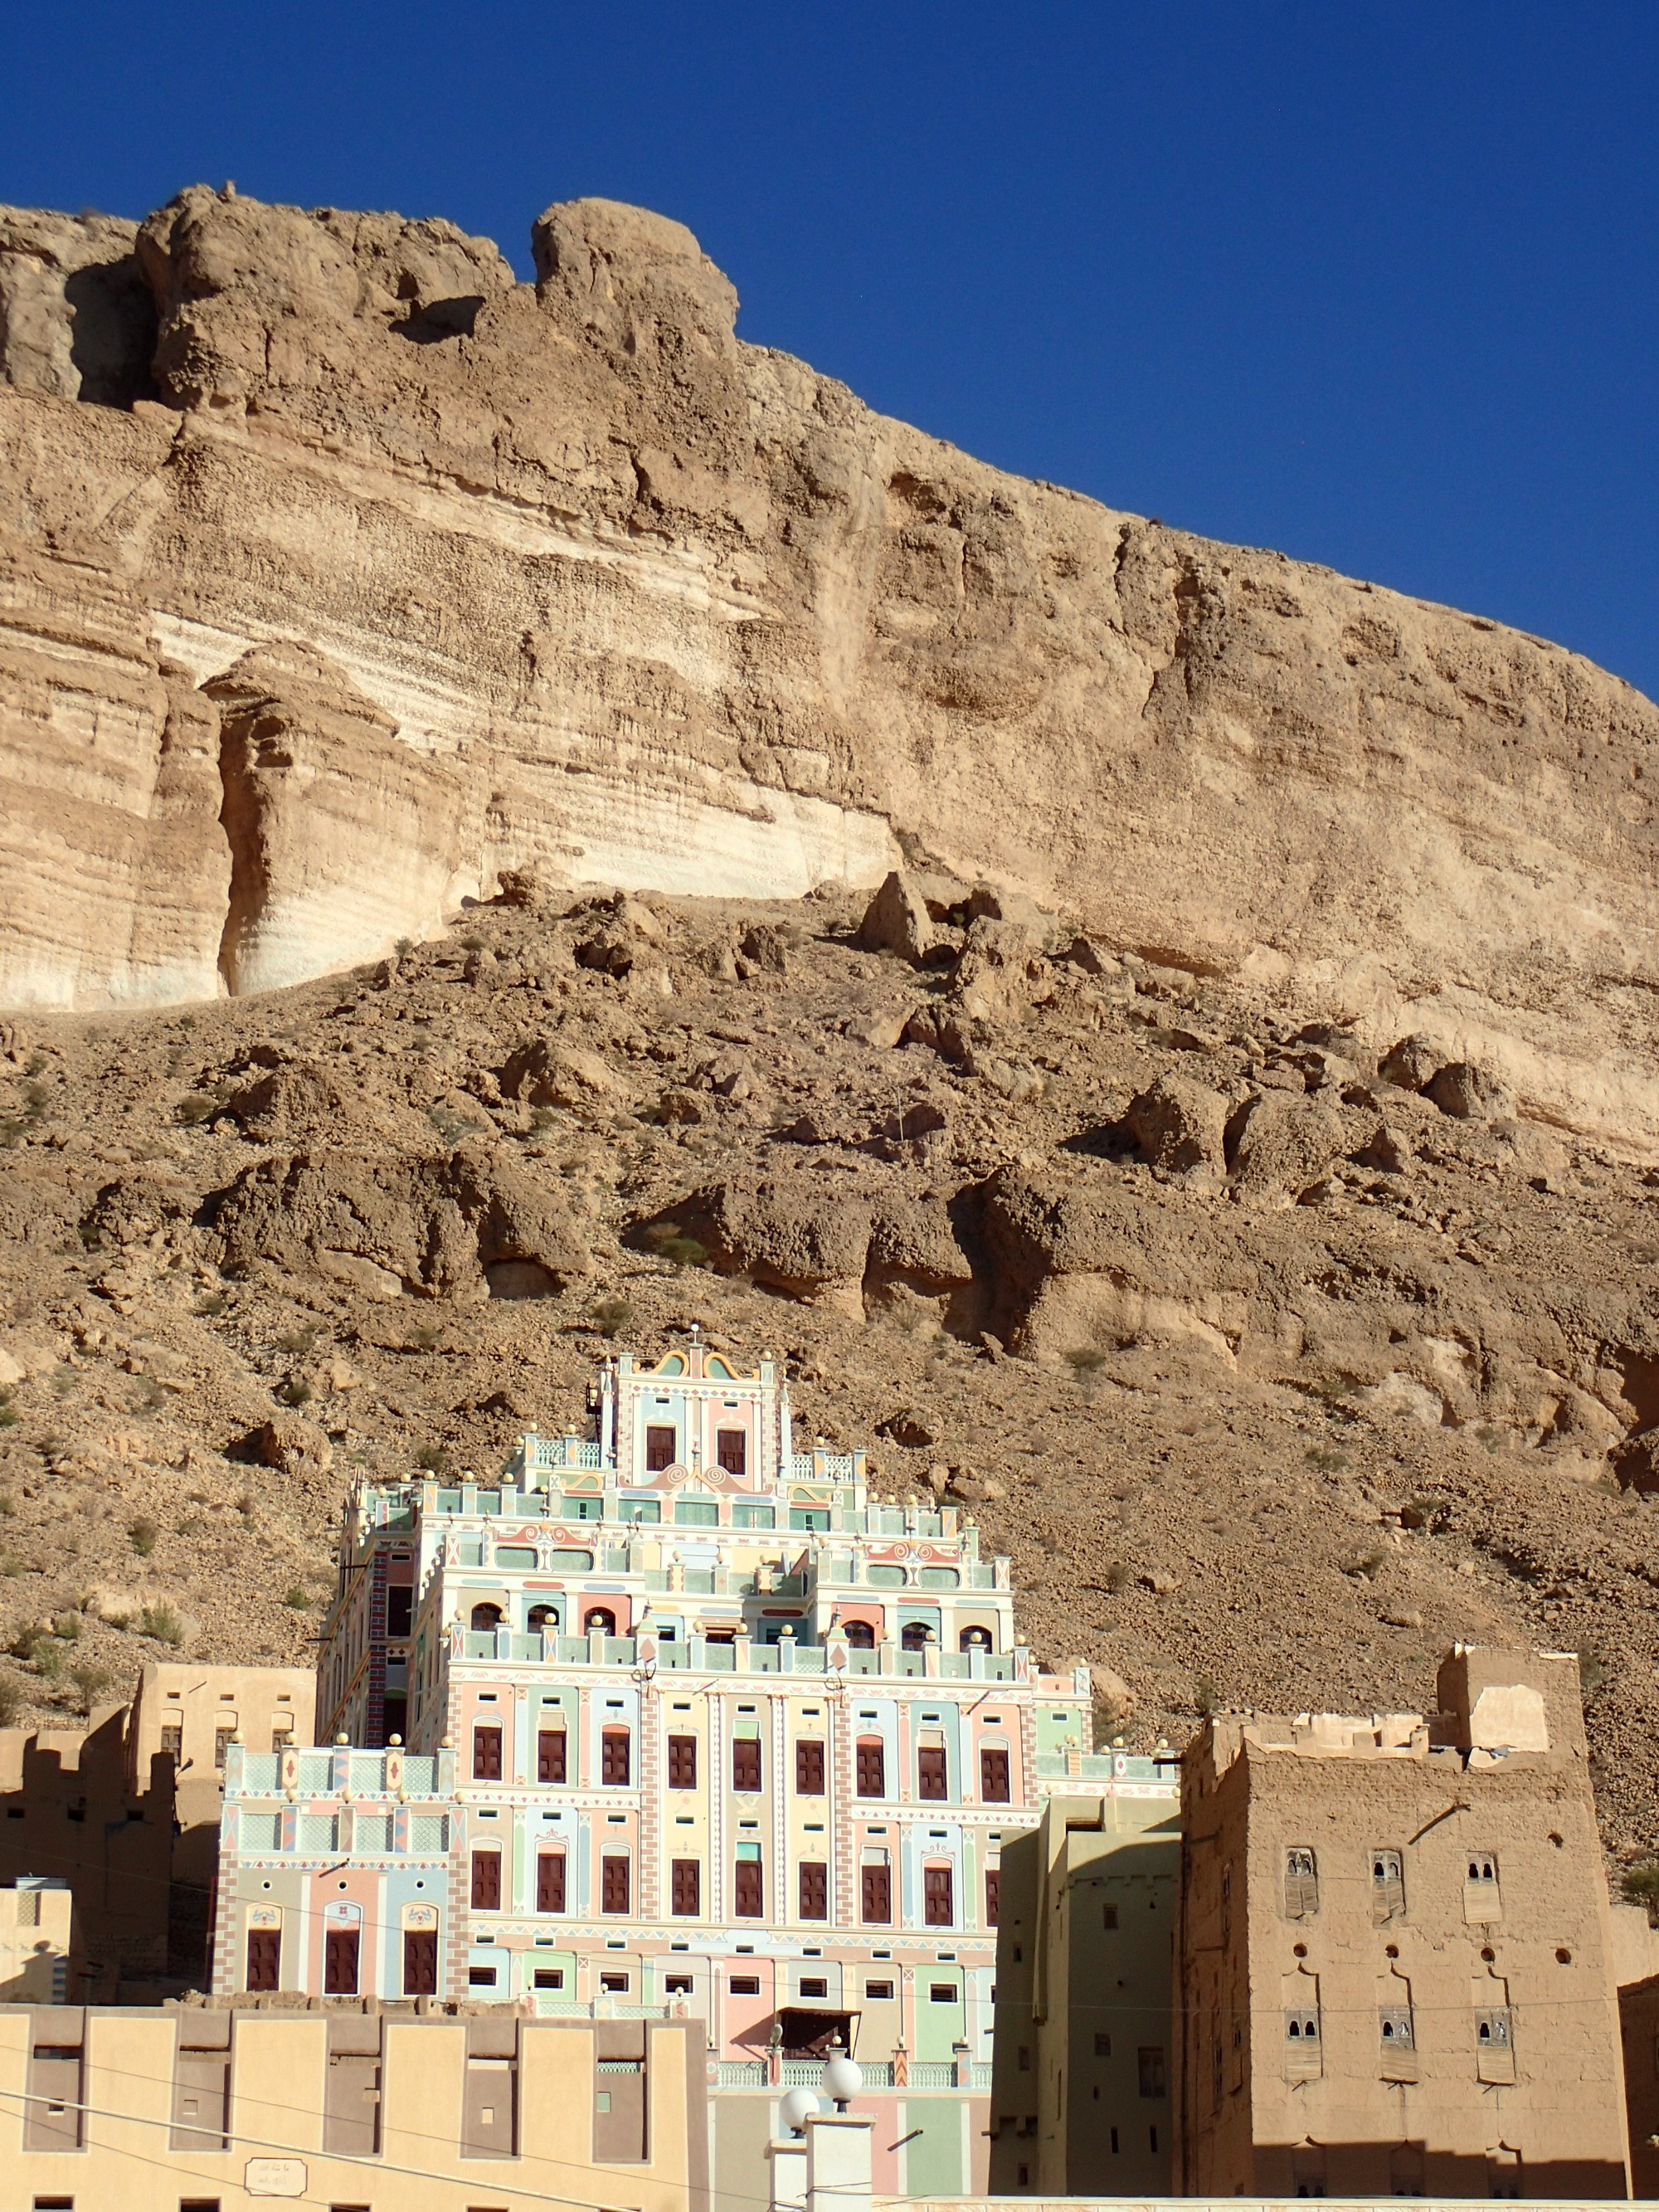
[0,1391,17,1430]
[415,1444,453,1477]
[277,1378,313,1407]
[284,1587,310,1610]
[642,1224,708,1268]
[53,1613,81,1642]
[1306,1445,1348,1472]
[139,1602,183,1647]
[194,1290,228,1318]
[129,1516,159,1557]
[1063,1346,1107,1377]
[277,1324,319,1357]
[590,1297,635,1339]
[67,1660,114,1714]
[1101,1561,1132,1594]
[1623,1863,1659,1922]
[0,1675,21,1726]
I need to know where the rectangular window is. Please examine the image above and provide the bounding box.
[730,1975,761,1995]
[980,1746,1010,1802]
[1369,1847,1406,1922]
[601,1729,630,1786]
[800,1862,829,1920]
[534,1968,564,1990]
[1094,2032,1112,2058]
[473,1727,503,1782]
[866,1978,894,2000]
[324,1928,360,1995]
[1284,1847,1319,1918]
[537,1854,565,1913]
[471,1854,501,1911]
[645,1425,676,1471]
[918,1746,947,1800]
[734,1857,764,1917]
[732,1737,762,1792]
[246,1928,280,1992]
[862,1864,891,1924]
[387,1586,414,1636]
[160,1720,182,1761]
[669,1734,698,1788]
[537,1729,566,1785]
[672,1859,701,1916]
[800,1976,828,1998]
[1138,2045,1166,2098]
[716,1428,747,1475]
[985,1868,1000,1926]
[601,1854,630,1913]
[795,1739,825,1794]
[856,1740,885,1797]
[402,1928,438,1996]
[930,1982,956,2002]
[924,1866,953,1927]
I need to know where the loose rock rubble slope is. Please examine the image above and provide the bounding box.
[2,875,1659,1869]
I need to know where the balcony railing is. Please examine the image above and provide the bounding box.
[455,1628,1024,1679]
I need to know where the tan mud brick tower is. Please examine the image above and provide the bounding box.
[1175,1646,1630,2199]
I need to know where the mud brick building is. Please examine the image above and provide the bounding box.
[1175,1647,1630,2199]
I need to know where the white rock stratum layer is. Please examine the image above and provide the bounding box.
[2,188,1657,1151]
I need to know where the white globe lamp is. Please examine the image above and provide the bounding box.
[779,2086,820,2136]
[823,2052,863,2110]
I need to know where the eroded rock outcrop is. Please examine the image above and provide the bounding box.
[212,1143,587,1301]
[3,185,1659,1155]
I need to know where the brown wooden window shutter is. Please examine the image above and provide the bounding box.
[473,1726,503,1781]
[985,1868,1001,1926]
[601,1854,630,1913]
[795,1739,825,1794]
[537,1854,566,1912]
[924,1865,954,1926]
[980,1746,1010,1802]
[401,1927,437,1996]
[669,1734,698,1788]
[918,1746,948,1800]
[246,1927,280,1992]
[734,1858,763,1917]
[324,1927,360,1995]
[861,1864,891,1923]
[471,1853,501,1910]
[601,1728,631,1786]
[856,1738,885,1797]
[671,1859,701,1916]
[732,1737,762,1792]
[537,1729,566,1784]
[799,1862,829,1920]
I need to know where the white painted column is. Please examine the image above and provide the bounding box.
[804,2113,873,2212]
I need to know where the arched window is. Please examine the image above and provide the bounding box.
[960,1625,993,1652]
[844,1621,876,1649]
[528,1604,559,1635]
[901,1621,930,1651]
[469,1602,503,1633]
[585,1605,617,1637]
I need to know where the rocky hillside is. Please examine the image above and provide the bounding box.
[2,876,1659,1876]
[3,188,1659,1157]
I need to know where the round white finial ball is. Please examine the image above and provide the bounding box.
[824,2054,863,2106]
[780,2086,820,2135]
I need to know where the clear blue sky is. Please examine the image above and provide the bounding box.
[10,3,1658,698]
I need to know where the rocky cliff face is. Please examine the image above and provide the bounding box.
[3,188,1658,1154]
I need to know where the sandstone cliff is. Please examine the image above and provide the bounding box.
[2,188,1657,1153]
